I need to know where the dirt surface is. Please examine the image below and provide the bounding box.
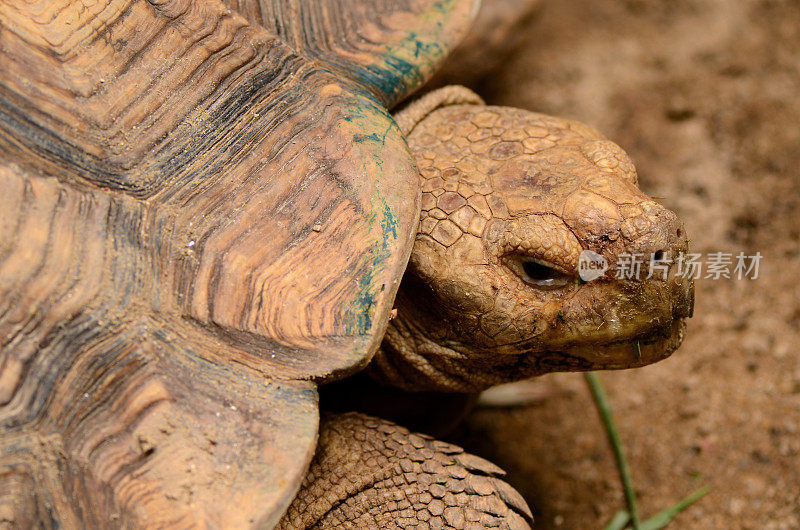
[440,0,800,528]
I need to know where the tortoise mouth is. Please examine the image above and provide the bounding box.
[465,317,690,384]
[555,317,688,371]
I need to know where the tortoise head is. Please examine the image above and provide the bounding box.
[370,87,694,392]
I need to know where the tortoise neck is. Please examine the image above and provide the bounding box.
[367,313,475,392]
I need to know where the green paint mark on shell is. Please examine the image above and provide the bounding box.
[341,94,403,336]
[347,201,399,335]
[344,0,457,105]
[353,132,382,143]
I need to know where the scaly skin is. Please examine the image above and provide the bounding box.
[278,412,532,529]
[370,86,694,392]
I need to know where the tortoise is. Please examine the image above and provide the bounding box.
[0,0,694,527]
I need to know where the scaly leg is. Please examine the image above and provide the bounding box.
[279,412,532,529]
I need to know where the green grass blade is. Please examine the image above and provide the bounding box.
[584,371,641,530]
[603,510,632,530]
[640,486,711,530]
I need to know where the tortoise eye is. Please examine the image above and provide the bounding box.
[505,256,570,289]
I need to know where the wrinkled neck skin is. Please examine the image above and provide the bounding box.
[368,285,553,393]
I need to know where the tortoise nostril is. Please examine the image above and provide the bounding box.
[654,249,665,261]
[676,228,683,238]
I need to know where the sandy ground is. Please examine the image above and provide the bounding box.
[436,0,800,528]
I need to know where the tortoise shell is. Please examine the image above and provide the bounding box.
[0,0,475,526]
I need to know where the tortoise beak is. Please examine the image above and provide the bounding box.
[565,317,689,370]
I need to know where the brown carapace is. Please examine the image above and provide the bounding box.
[0,0,691,528]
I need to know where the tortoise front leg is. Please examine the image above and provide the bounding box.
[279,412,533,529]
